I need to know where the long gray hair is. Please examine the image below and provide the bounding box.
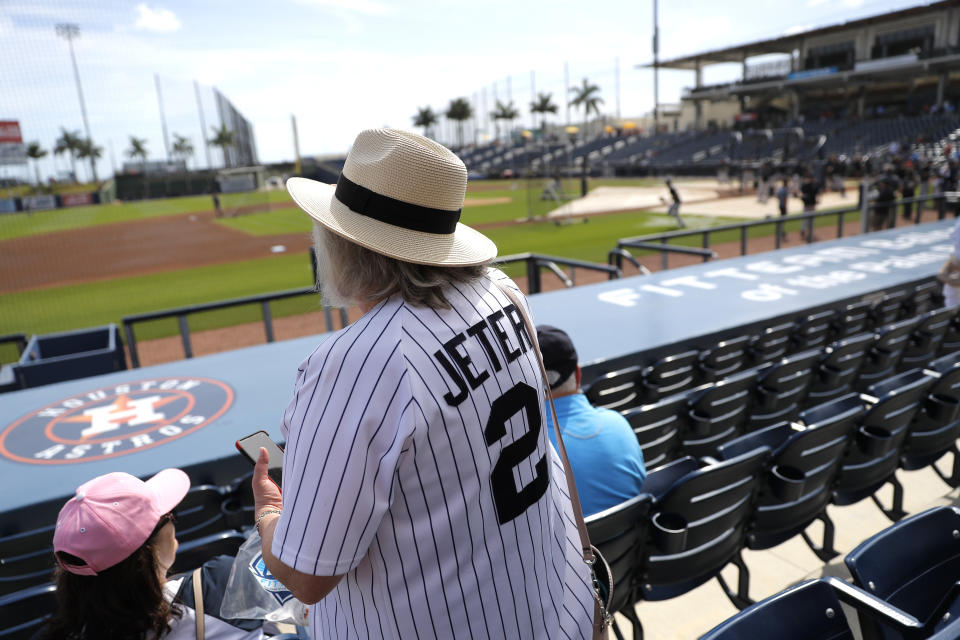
[313,225,491,309]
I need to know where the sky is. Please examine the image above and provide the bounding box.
[0,0,932,180]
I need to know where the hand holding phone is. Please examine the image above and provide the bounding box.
[236,430,284,489]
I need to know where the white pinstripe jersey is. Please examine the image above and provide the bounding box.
[273,269,595,639]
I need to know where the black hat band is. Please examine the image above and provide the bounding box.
[335,174,462,235]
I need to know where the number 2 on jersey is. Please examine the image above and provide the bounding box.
[484,381,549,525]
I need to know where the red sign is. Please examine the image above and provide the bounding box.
[0,121,23,144]
[61,192,93,207]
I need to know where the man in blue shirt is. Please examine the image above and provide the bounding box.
[537,325,647,516]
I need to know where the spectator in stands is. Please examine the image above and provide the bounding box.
[873,177,898,231]
[537,324,647,516]
[38,470,264,640]
[901,169,917,222]
[800,173,819,241]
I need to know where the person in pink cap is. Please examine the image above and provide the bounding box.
[39,469,264,640]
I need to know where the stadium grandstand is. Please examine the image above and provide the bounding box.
[6,2,960,639]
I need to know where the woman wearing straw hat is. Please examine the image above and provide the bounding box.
[39,469,264,640]
[251,129,595,639]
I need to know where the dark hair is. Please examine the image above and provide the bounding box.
[41,525,181,640]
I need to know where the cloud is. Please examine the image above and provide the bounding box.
[806,0,863,6]
[133,4,181,33]
[291,0,391,15]
[784,24,814,35]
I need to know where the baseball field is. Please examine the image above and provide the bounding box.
[0,176,853,363]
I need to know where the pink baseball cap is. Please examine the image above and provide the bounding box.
[53,469,190,576]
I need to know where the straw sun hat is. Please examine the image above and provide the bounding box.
[286,128,497,266]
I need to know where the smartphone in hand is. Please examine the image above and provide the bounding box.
[236,430,284,489]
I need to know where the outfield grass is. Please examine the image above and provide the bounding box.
[0,190,292,241]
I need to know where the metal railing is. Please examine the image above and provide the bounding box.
[122,287,347,368]
[496,253,621,293]
[610,193,952,272]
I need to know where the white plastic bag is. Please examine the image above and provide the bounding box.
[220,529,309,626]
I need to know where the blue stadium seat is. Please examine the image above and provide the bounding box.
[938,308,960,356]
[806,333,874,406]
[833,300,874,339]
[623,394,687,470]
[584,493,654,640]
[901,352,960,487]
[698,578,925,640]
[0,582,57,640]
[870,289,910,328]
[748,322,795,366]
[699,335,750,382]
[718,407,855,566]
[791,310,837,351]
[902,280,940,319]
[836,370,935,521]
[0,525,56,597]
[899,306,957,371]
[683,369,757,458]
[639,350,700,402]
[584,365,642,412]
[856,316,924,391]
[175,485,231,543]
[638,449,770,610]
[169,530,247,575]
[845,506,960,640]
[749,348,821,428]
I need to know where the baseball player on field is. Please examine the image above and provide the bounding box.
[250,128,595,639]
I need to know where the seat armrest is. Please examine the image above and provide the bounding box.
[824,577,924,635]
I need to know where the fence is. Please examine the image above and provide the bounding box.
[496,253,621,293]
[122,287,348,368]
[610,193,954,272]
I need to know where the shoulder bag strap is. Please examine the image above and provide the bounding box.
[496,282,611,638]
[192,568,205,640]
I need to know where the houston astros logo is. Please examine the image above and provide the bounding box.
[0,378,233,465]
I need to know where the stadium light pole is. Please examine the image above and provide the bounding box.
[652,0,659,131]
[56,23,97,182]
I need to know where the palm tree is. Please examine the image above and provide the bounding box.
[445,98,473,149]
[54,128,82,182]
[490,100,520,143]
[569,78,604,136]
[26,142,47,186]
[171,133,195,168]
[75,139,103,182]
[412,107,439,139]
[529,93,558,137]
[127,136,148,173]
[208,124,235,168]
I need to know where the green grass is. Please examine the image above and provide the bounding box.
[0,252,317,340]
[0,190,292,241]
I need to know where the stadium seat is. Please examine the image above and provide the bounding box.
[902,280,940,319]
[623,394,687,470]
[0,333,27,394]
[583,493,655,640]
[856,316,924,391]
[175,485,231,543]
[749,349,821,428]
[698,578,925,640]
[699,335,750,382]
[832,300,874,339]
[805,333,874,406]
[0,582,57,640]
[169,530,247,575]
[845,506,960,640]
[0,525,56,597]
[584,365,643,412]
[791,310,837,351]
[718,406,854,565]
[639,350,700,402]
[899,306,957,371]
[638,449,770,611]
[748,322,794,366]
[683,369,757,458]
[221,471,255,531]
[938,308,960,356]
[900,352,960,486]
[835,370,935,521]
[870,289,910,328]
